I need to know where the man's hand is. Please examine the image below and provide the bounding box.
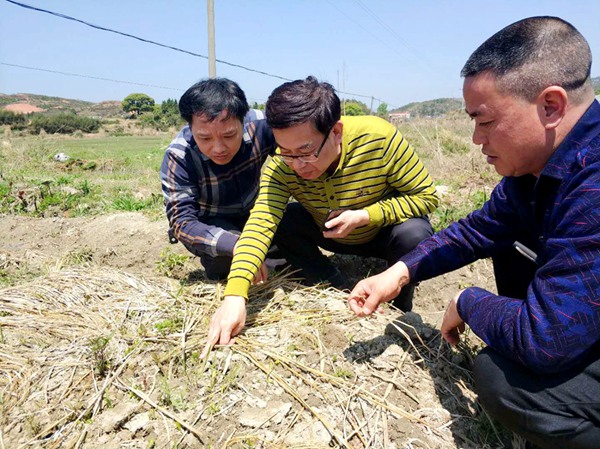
[253,262,268,284]
[441,292,466,345]
[347,262,410,316]
[200,295,247,359]
[323,209,370,239]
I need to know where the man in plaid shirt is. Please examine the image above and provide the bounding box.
[160,78,276,280]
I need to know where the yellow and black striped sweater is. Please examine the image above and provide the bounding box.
[225,115,439,298]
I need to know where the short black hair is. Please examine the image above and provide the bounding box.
[265,76,341,134]
[461,16,592,103]
[178,78,249,124]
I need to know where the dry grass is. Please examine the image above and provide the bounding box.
[0,265,505,449]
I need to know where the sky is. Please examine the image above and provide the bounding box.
[1,0,599,110]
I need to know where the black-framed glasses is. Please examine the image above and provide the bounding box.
[276,126,333,164]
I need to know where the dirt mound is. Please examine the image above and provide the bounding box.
[3,103,44,114]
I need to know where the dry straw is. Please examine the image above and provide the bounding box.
[0,266,488,448]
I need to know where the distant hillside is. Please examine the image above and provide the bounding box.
[593,76,600,95]
[391,98,463,118]
[394,76,600,118]
[0,93,123,118]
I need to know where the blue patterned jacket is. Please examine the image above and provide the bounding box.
[402,100,600,373]
[160,110,275,258]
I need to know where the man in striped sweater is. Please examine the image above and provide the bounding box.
[160,78,276,281]
[202,76,439,356]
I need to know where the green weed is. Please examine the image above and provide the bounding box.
[88,335,111,377]
[156,248,190,277]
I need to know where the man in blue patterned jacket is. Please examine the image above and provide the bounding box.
[348,17,600,449]
[160,78,276,280]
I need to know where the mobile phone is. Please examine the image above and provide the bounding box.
[320,209,345,231]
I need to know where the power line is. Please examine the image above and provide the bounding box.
[1,62,182,91]
[4,0,400,109]
[351,0,436,70]
[5,0,292,82]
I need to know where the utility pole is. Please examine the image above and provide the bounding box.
[207,0,216,78]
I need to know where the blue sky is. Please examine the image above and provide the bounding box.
[1,0,599,109]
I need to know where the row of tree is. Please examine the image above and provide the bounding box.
[121,93,183,131]
[247,99,388,117]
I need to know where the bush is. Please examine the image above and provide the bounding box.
[29,113,101,135]
[0,110,28,129]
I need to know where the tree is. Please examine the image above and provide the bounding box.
[343,100,368,116]
[376,102,388,117]
[122,93,155,116]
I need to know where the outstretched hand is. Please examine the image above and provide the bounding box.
[347,262,410,316]
[440,292,466,345]
[200,295,247,359]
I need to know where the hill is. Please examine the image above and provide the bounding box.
[393,76,600,118]
[0,93,123,118]
[391,98,463,118]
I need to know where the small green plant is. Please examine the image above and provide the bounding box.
[154,318,183,336]
[89,335,111,376]
[63,247,94,265]
[156,248,190,277]
[158,376,187,411]
[79,179,92,195]
[333,368,353,379]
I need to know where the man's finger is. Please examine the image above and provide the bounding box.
[219,328,233,346]
[348,297,364,315]
[361,295,381,316]
[200,331,218,359]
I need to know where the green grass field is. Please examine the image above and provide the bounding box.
[0,134,171,217]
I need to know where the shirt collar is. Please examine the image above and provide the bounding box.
[541,99,600,180]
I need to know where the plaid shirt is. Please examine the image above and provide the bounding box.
[402,100,600,373]
[160,110,275,257]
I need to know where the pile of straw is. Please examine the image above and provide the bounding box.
[0,267,495,448]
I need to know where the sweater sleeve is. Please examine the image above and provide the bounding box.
[402,169,600,373]
[457,165,600,373]
[364,127,439,226]
[224,159,291,298]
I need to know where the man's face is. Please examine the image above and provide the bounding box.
[273,121,342,180]
[190,110,243,165]
[463,72,552,177]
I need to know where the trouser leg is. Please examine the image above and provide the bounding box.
[273,203,340,285]
[316,214,433,310]
[473,347,600,449]
[274,203,433,301]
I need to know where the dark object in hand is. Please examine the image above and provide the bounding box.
[320,209,345,231]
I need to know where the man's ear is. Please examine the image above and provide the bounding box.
[332,120,344,144]
[538,86,568,130]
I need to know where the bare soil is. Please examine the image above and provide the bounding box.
[0,213,505,448]
[3,103,44,114]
